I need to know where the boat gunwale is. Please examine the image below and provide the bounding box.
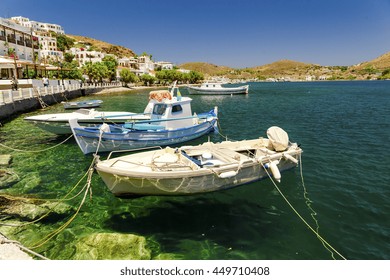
[95,146,302,179]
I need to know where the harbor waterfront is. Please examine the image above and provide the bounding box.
[0,81,389,260]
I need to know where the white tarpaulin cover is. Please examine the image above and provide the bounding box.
[267,126,289,151]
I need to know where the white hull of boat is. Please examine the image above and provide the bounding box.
[187,85,249,95]
[95,133,302,196]
[24,109,150,135]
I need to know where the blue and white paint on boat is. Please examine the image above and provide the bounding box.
[69,90,218,154]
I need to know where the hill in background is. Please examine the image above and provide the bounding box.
[179,62,234,76]
[67,34,136,58]
[65,34,390,80]
[180,52,390,81]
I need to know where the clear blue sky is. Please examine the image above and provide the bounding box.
[2,0,390,68]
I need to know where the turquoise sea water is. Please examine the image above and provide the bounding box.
[0,81,389,260]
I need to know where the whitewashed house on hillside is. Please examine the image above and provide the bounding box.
[10,16,65,34]
[68,47,106,66]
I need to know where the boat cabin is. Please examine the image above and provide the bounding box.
[144,90,194,130]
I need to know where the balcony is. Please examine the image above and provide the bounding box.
[0,35,6,42]
[7,35,16,44]
[17,39,25,46]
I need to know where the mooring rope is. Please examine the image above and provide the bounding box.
[0,134,74,153]
[26,127,104,250]
[297,153,336,258]
[0,155,93,229]
[260,161,347,260]
[28,156,96,250]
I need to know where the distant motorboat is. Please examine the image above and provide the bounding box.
[187,81,249,95]
[62,99,103,109]
[95,126,302,196]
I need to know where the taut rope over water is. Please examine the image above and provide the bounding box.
[260,161,347,260]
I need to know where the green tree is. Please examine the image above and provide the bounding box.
[363,65,376,75]
[120,69,139,85]
[62,61,83,80]
[64,53,75,63]
[188,70,204,83]
[378,68,390,80]
[55,34,75,51]
[82,62,109,82]
[140,74,156,86]
[102,55,118,81]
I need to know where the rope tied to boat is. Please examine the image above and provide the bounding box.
[28,155,97,250]
[260,160,347,260]
[0,134,74,153]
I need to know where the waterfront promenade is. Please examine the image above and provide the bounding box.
[0,80,123,121]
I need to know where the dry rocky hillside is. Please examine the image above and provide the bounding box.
[180,52,390,80]
[67,34,136,58]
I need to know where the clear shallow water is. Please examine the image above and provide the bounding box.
[0,81,389,259]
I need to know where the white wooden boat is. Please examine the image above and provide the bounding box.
[23,89,174,135]
[95,126,302,196]
[24,108,151,135]
[187,81,249,95]
[62,99,103,109]
[24,83,182,135]
[69,92,218,154]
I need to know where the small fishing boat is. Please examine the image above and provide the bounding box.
[24,108,151,135]
[69,91,218,154]
[62,99,103,109]
[187,81,249,95]
[94,126,302,196]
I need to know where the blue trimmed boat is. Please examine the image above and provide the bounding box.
[69,90,218,154]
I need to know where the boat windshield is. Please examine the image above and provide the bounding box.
[152,104,167,116]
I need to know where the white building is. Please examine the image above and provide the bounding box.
[0,17,40,79]
[68,47,106,66]
[137,55,155,76]
[118,57,138,69]
[10,16,65,34]
[37,34,63,62]
[0,17,38,61]
[155,61,174,70]
[305,75,316,81]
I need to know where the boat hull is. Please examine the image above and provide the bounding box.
[94,136,302,196]
[187,85,248,95]
[24,110,150,134]
[71,119,217,154]
[96,155,299,196]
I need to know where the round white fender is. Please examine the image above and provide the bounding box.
[269,161,281,182]
[218,170,238,179]
[283,153,298,164]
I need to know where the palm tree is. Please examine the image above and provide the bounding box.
[5,43,19,79]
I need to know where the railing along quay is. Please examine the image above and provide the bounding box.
[0,82,121,105]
